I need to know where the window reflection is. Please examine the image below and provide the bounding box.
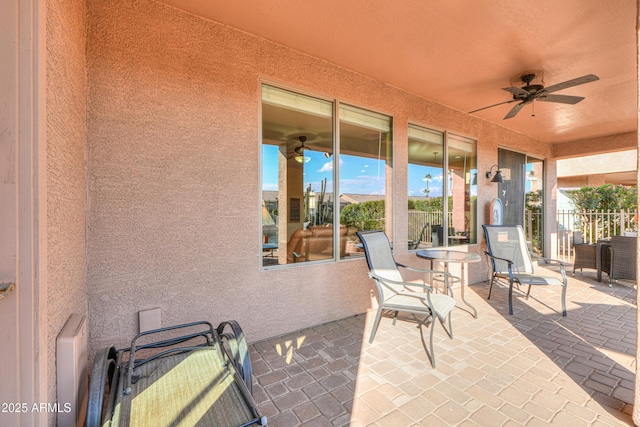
[261,85,334,267]
[261,86,393,267]
[408,126,445,249]
[408,126,477,249]
[447,133,477,246]
[339,104,393,259]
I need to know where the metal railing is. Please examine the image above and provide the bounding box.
[408,211,453,243]
[556,209,638,260]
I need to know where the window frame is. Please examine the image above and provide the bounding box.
[407,123,478,249]
[259,81,395,269]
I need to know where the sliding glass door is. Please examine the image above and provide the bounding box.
[497,148,544,254]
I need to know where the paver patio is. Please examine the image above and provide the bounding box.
[249,265,636,426]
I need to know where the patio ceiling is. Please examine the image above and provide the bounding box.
[157,0,637,145]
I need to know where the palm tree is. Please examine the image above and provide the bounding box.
[422,173,432,197]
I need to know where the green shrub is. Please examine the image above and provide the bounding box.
[340,200,385,230]
[413,196,453,212]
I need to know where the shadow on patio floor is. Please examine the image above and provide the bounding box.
[249,267,635,426]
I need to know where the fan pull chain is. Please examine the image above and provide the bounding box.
[531,100,536,117]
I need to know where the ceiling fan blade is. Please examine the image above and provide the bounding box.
[468,99,518,114]
[502,86,529,97]
[537,94,585,104]
[544,74,599,94]
[503,102,525,120]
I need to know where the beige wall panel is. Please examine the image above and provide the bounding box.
[46,0,87,419]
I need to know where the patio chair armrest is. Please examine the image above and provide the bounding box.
[396,263,455,278]
[367,271,436,293]
[484,251,514,267]
[396,264,456,296]
[530,253,567,267]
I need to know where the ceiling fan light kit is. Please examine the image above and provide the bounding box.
[293,135,311,163]
[469,72,599,120]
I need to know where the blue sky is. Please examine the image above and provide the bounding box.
[262,146,388,195]
[263,145,487,197]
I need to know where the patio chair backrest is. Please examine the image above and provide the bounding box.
[610,235,637,282]
[483,225,534,274]
[357,230,405,296]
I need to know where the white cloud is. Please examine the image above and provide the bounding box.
[318,158,344,173]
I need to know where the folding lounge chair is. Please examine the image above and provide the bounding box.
[483,225,567,316]
[86,321,266,427]
[357,230,456,367]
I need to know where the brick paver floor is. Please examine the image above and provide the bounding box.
[249,266,636,426]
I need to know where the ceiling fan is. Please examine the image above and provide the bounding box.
[290,135,311,163]
[469,73,600,120]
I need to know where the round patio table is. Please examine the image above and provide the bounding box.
[416,249,481,318]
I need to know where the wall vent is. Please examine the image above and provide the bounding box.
[56,314,88,427]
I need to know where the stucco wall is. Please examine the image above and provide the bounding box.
[46,0,87,419]
[85,0,554,353]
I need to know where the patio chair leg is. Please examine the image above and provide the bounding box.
[428,316,436,368]
[392,310,399,325]
[369,306,384,344]
[488,276,494,300]
[525,284,532,300]
[440,313,454,340]
[561,284,567,317]
[508,280,514,315]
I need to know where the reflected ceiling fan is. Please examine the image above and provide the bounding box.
[469,72,599,120]
[290,135,311,163]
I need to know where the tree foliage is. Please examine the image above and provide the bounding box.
[340,200,385,230]
[567,184,637,211]
[413,196,453,212]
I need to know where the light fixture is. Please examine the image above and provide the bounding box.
[295,154,310,163]
[486,165,504,183]
[294,136,311,163]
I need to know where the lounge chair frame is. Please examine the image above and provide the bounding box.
[86,320,266,427]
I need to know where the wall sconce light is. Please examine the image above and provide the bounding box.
[485,165,504,183]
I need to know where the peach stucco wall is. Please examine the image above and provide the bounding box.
[46,0,87,419]
[85,0,556,353]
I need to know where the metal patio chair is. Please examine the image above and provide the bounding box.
[357,230,456,367]
[483,225,567,316]
[408,223,430,250]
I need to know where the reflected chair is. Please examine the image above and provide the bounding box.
[483,225,567,316]
[572,231,597,276]
[608,235,637,286]
[408,223,430,250]
[357,230,456,367]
